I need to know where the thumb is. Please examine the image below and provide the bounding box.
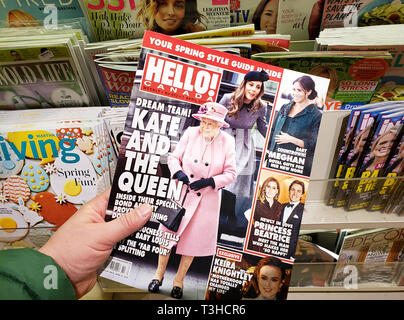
[103,203,152,246]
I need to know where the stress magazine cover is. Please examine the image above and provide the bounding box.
[100,30,330,300]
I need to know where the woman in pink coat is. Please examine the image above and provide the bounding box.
[148,102,236,299]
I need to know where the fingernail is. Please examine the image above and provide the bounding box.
[136,203,151,218]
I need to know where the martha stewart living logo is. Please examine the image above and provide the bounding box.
[0,134,80,164]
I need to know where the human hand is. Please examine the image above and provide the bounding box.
[174,170,190,184]
[39,188,152,299]
[275,131,295,145]
[189,178,215,191]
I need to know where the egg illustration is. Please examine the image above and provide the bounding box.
[21,163,50,192]
[3,175,31,203]
[0,135,24,179]
[31,191,77,227]
[0,206,29,242]
[50,147,97,204]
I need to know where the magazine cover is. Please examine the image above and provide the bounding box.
[368,117,404,212]
[230,0,263,28]
[347,111,404,211]
[331,227,404,286]
[100,30,330,300]
[277,0,325,40]
[96,62,138,107]
[0,41,92,109]
[320,0,404,30]
[326,109,361,205]
[0,108,115,250]
[84,0,230,41]
[0,0,94,41]
[251,51,391,110]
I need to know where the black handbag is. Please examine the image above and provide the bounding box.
[155,188,188,232]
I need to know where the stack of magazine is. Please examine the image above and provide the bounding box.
[0,26,100,109]
[331,227,404,287]
[0,107,117,250]
[327,101,404,213]
[317,25,404,104]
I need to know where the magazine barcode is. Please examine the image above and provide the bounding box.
[105,257,131,278]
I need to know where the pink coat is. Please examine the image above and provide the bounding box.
[164,126,236,256]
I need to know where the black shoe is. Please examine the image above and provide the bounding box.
[148,278,163,293]
[170,286,183,299]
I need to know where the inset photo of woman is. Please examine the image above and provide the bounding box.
[265,70,329,177]
[205,251,292,300]
[136,0,207,35]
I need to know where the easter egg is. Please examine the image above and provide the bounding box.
[0,205,29,242]
[3,176,30,203]
[21,163,50,192]
[50,147,97,204]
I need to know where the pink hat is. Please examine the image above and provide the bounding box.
[192,102,230,128]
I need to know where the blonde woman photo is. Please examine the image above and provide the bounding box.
[136,0,206,35]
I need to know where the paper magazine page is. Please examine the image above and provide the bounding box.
[186,34,291,58]
[175,24,255,40]
[0,0,94,41]
[99,30,330,300]
[83,0,230,42]
[0,40,92,109]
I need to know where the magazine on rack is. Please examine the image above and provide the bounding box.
[0,37,94,109]
[346,110,404,211]
[332,103,404,208]
[99,30,330,300]
[0,107,115,250]
[316,25,404,103]
[331,227,404,286]
[276,0,325,40]
[0,0,94,41]
[83,0,230,42]
[320,0,404,30]
[368,117,404,212]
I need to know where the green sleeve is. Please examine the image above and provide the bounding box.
[0,248,76,300]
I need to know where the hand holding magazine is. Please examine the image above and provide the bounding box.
[100,31,330,300]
